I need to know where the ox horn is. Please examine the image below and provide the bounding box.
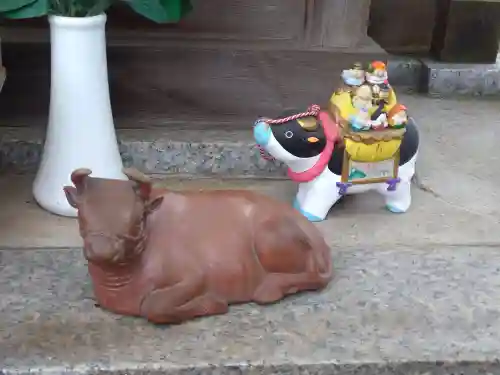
[71,168,92,190]
[123,167,150,183]
[297,116,318,131]
[123,167,152,201]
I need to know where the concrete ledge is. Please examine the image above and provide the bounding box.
[422,59,500,96]
[3,246,500,374]
[387,57,500,97]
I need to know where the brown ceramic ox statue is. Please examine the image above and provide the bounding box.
[63,168,333,324]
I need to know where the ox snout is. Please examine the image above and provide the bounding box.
[253,120,272,146]
[84,235,123,262]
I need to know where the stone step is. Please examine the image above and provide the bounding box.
[1,92,499,180]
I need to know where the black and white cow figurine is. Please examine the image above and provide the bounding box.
[253,108,419,222]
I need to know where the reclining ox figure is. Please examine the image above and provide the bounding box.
[64,168,333,324]
[253,105,419,222]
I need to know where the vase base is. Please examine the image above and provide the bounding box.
[33,188,78,217]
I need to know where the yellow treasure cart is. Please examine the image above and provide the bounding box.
[329,88,406,195]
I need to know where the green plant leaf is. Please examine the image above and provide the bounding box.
[87,0,114,16]
[2,0,49,18]
[160,0,192,21]
[126,0,192,23]
[0,0,37,13]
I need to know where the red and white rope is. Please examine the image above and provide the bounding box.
[263,104,321,125]
[256,145,275,161]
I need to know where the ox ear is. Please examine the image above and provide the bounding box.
[64,168,92,208]
[146,196,164,214]
[63,186,80,208]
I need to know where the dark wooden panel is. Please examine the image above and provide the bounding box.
[309,0,372,48]
[431,0,500,63]
[0,42,386,125]
[0,0,308,41]
[368,0,436,54]
[110,0,308,40]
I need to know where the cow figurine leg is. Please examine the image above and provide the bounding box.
[382,180,411,213]
[377,118,419,213]
[377,152,417,213]
[293,170,343,222]
[140,274,229,324]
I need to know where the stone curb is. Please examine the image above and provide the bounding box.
[0,128,287,178]
[390,57,500,96]
[2,361,500,375]
[422,59,500,97]
[387,57,423,89]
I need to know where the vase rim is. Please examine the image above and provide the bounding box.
[49,13,106,27]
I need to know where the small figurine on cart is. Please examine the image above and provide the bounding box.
[253,60,420,222]
[350,85,373,131]
[341,62,365,89]
[387,103,408,129]
[365,60,389,86]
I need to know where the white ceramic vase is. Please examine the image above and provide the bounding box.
[33,14,126,217]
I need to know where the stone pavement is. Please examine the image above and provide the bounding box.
[3,244,500,375]
[1,93,500,374]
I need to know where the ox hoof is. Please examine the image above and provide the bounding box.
[293,199,324,222]
[385,204,408,214]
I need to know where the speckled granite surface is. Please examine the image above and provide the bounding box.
[2,246,500,375]
[0,126,287,177]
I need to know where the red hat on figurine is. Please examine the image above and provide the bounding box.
[369,61,386,72]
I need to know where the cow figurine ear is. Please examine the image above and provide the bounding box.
[63,168,92,208]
